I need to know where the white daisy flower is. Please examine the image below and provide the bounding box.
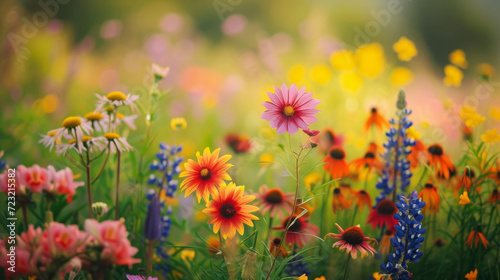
[102,133,133,153]
[102,113,138,130]
[56,136,106,156]
[39,129,62,151]
[152,63,170,81]
[95,91,139,113]
[51,117,93,154]
[84,111,106,132]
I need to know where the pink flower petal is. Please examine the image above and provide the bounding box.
[288,84,299,104]
[262,111,281,121]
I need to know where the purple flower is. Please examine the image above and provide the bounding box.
[144,194,161,241]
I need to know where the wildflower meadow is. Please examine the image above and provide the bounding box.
[1,1,500,279]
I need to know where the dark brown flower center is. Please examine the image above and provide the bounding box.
[329,148,345,160]
[200,168,211,180]
[371,107,377,114]
[325,131,335,144]
[384,229,393,236]
[343,227,365,245]
[364,152,375,158]
[272,238,282,246]
[428,145,443,156]
[377,199,397,215]
[220,203,237,219]
[464,169,475,178]
[359,190,367,195]
[424,183,434,189]
[283,105,295,117]
[283,216,302,232]
[265,189,284,204]
[333,188,341,195]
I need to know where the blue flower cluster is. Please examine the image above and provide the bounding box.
[375,90,416,206]
[148,143,184,197]
[145,143,184,277]
[285,255,309,277]
[380,190,426,280]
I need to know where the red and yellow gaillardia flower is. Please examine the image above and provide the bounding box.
[254,185,293,218]
[367,199,398,230]
[418,183,441,215]
[325,223,378,259]
[202,182,259,239]
[465,227,490,248]
[180,147,233,203]
[427,144,455,179]
[364,107,390,132]
[487,189,500,205]
[272,215,319,248]
[323,146,349,179]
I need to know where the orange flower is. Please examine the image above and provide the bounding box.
[487,189,500,205]
[332,187,350,214]
[465,228,489,248]
[367,199,398,230]
[272,215,319,247]
[459,191,471,205]
[458,168,477,193]
[202,183,259,239]
[339,183,354,200]
[465,269,478,280]
[180,147,233,202]
[353,190,372,211]
[323,146,349,179]
[310,128,344,152]
[408,140,428,168]
[206,237,221,255]
[427,144,455,179]
[418,183,441,214]
[364,107,389,132]
[378,229,394,255]
[269,237,288,258]
[254,185,293,218]
[350,143,380,172]
[487,162,500,185]
[463,125,473,142]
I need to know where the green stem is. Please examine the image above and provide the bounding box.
[342,256,351,280]
[86,150,93,219]
[115,147,121,220]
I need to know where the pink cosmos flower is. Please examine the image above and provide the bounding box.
[18,164,51,193]
[254,185,293,218]
[126,275,158,280]
[325,223,378,259]
[261,84,320,134]
[84,219,140,267]
[48,166,84,203]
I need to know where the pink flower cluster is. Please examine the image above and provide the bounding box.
[0,164,84,202]
[0,220,140,278]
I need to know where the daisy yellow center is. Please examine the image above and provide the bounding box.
[343,226,365,245]
[82,136,92,142]
[84,112,104,120]
[68,139,76,144]
[283,105,295,117]
[117,113,125,120]
[200,168,211,180]
[329,148,345,160]
[265,188,284,204]
[106,91,127,101]
[48,131,57,137]
[283,216,302,231]
[104,132,121,140]
[377,199,397,215]
[105,106,115,113]
[219,203,237,219]
[62,117,81,128]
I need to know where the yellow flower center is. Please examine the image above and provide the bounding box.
[48,131,57,137]
[106,91,127,101]
[82,136,92,142]
[68,139,76,144]
[104,132,121,140]
[117,113,125,120]
[105,106,115,113]
[200,168,211,180]
[84,112,104,120]
[62,116,81,128]
[283,105,295,117]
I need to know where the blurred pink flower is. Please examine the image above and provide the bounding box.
[85,219,140,267]
[0,168,24,194]
[160,13,183,33]
[18,164,51,193]
[43,223,87,257]
[100,20,122,39]
[48,166,84,203]
[222,14,247,35]
[127,275,158,280]
[262,84,320,134]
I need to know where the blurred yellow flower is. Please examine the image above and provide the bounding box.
[442,97,454,110]
[194,210,208,222]
[460,106,477,120]
[481,129,500,143]
[390,67,413,86]
[259,153,274,166]
[465,113,485,128]
[340,72,363,92]
[392,37,418,61]
[181,249,195,262]
[298,274,308,280]
[406,126,421,140]
[459,191,471,205]
[304,172,322,190]
[449,49,468,69]
[260,127,277,141]
[372,272,383,280]
[288,64,305,84]
[443,65,463,87]
[314,277,326,280]
[356,43,385,78]
[37,94,59,114]
[479,63,494,80]
[311,65,332,85]
[330,49,356,71]
[489,107,500,120]
[171,117,187,131]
